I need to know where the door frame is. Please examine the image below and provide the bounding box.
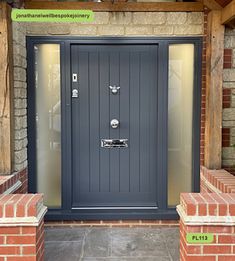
[27,36,202,220]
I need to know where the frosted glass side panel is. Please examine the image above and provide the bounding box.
[35,44,61,208]
[168,44,194,207]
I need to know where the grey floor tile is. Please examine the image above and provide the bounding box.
[82,257,171,261]
[45,227,87,242]
[168,250,180,261]
[44,227,179,261]
[83,228,111,257]
[166,243,180,261]
[45,241,82,261]
[162,228,179,241]
[111,228,168,257]
[163,228,180,261]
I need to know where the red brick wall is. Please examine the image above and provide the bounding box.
[14,168,28,194]
[36,221,45,260]
[178,193,235,261]
[222,127,231,147]
[45,219,179,227]
[180,219,235,261]
[222,45,235,175]
[200,11,208,166]
[0,220,44,261]
[200,166,235,193]
[0,194,47,261]
[0,168,28,195]
[223,49,232,69]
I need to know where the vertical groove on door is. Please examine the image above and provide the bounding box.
[129,52,131,193]
[98,51,101,193]
[130,51,140,193]
[140,51,151,193]
[108,53,111,193]
[149,46,158,202]
[120,49,130,193]
[78,51,89,194]
[88,52,91,193]
[117,52,122,192]
[147,50,151,193]
[99,51,110,193]
[149,49,152,193]
[110,50,120,193]
[138,52,141,193]
[89,50,100,193]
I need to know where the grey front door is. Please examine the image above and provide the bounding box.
[71,44,159,209]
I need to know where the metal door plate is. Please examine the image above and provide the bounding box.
[72,73,78,82]
[101,139,128,148]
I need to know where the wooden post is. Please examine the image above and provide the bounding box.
[204,10,224,169]
[0,2,14,174]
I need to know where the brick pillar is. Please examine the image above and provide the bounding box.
[177,193,235,261]
[0,194,47,260]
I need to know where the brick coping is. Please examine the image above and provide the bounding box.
[0,205,47,227]
[200,166,235,193]
[177,204,235,226]
[0,173,22,194]
[177,192,235,226]
[201,175,222,194]
[0,194,47,227]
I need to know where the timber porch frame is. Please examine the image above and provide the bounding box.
[1,0,235,174]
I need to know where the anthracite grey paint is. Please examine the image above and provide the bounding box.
[26,37,202,220]
[71,45,158,208]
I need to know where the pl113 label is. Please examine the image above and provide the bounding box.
[186,233,214,244]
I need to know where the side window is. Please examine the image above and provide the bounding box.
[34,44,62,208]
[168,44,195,206]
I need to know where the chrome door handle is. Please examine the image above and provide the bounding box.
[109,85,120,94]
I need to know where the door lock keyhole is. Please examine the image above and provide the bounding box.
[110,119,119,129]
[72,89,78,98]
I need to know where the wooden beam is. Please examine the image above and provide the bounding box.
[196,0,222,10]
[205,10,224,169]
[221,0,235,25]
[203,0,222,10]
[24,2,204,12]
[0,2,14,174]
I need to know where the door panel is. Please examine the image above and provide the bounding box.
[71,45,158,208]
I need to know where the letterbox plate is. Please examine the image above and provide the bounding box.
[101,139,128,148]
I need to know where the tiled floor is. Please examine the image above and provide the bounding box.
[45,227,179,261]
